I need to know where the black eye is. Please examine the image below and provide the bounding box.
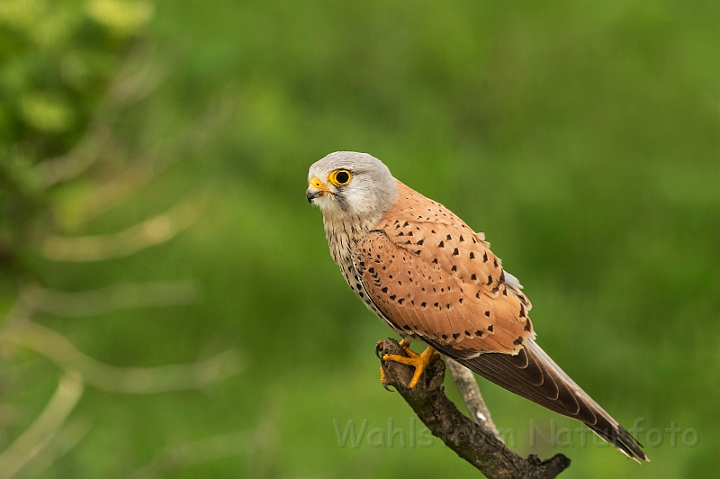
[329,169,352,186]
[335,170,350,184]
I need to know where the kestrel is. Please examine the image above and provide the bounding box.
[307,151,647,461]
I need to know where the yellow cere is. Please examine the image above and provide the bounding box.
[309,177,329,191]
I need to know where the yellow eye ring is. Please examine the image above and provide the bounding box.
[328,169,352,187]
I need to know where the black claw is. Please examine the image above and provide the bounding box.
[382,381,394,392]
[375,341,384,359]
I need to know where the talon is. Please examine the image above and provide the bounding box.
[375,340,384,359]
[379,366,394,392]
[382,346,438,388]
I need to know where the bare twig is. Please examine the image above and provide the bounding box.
[41,197,205,262]
[126,430,254,479]
[0,372,84,479]
[127,386,282,479]
[446,358,502,442]
[17,418,92,479]
[64,87,239,226]
[38,43,173,187]
[379,338,570,479]
[19,280,199,317]
[2,321,243,394]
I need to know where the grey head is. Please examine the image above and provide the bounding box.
[306,151,398,220]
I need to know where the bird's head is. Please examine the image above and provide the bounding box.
[307,151,398,220]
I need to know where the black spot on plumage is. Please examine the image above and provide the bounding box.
[513,336,524,346]
[524,318,532,332]
[397,232,404,236]
[484,310,490,317]
[432,258,438,264]
[487,275,493,285]
[520,304,526,318]
[458,298,463,304]
[471,274,477,281]
[493,258,499,268]
[459,235,465,242]
[452,333,461,339]
[446,234,452,241]
[405,240,412,244]
[414,250,421,255]
[431,230,436,234]
[403,325,412,331]
[469,252,475,259]
[488,325,494,332]
[452,248,459,256]
[483,252,489,262]
[358,291,364,298]
[381,287,388,293]
[465,330,471,337]
[442,334,448,340]
[421,302,427,307]
[368,267,375,274]
[475,330,483,337]
[408,231,413,236]
[438,241,444,248]
[475,291,481,298]
[390,295,396,300]
[403,221,409,227]
[417,239,424,245]
[445,303,451,309]
[434,302,440,309]
[502,288,508,296]
[398,298,404,304]
[451,265,457,272]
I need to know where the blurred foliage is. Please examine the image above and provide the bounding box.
[1,0,720,478]
[0,0,153,271]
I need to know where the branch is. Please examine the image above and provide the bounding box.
[126,430,253,479]
[379,339,570,479]
[0,372,84,479]
[446,358,502,442]
[38,43,173,187]
[2,321,243,394]
[19,280,199,318]
[40,197,205,262]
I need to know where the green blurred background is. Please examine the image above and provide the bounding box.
[1,0,719,478]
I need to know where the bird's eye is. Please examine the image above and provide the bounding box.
[328,169,352,186]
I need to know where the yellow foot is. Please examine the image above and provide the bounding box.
[382,343,440,388]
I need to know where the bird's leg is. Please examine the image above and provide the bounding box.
[382,341,441,389]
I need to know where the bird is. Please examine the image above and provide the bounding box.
[306,151,647,462]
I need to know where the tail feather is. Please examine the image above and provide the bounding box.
[452,339,648,462]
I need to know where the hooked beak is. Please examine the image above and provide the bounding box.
[306,177,330,203]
